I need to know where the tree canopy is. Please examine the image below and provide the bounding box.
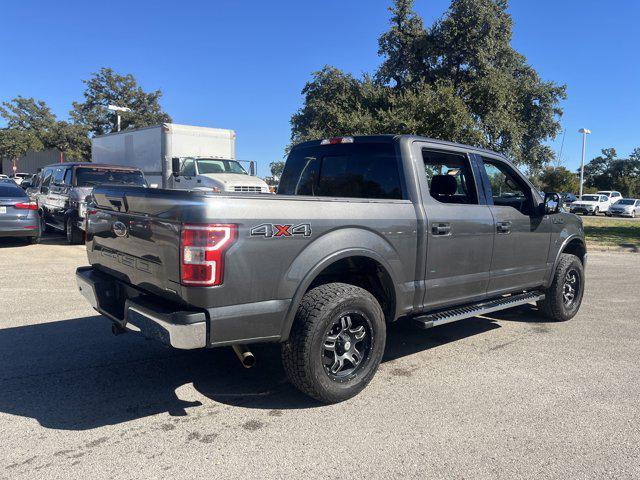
[539,166,579,193]
[291,0,566,170]
[582,148,640,197]
[1,68,171,162]
[71,67,171,136]
[0,96,90,160]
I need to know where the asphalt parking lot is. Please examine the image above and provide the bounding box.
[1,235,639,479]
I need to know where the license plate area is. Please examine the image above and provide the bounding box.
[0,207,6,214]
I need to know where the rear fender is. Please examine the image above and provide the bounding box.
[278,227,402,340]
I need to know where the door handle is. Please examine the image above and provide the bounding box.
[496,221,511,234]
[431,223,451,236]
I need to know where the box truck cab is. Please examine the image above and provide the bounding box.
[170,157,267,193]
[92,123,270,193]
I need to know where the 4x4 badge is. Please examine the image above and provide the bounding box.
[250,223,311,238]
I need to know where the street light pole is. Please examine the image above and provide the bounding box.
[578,128,591,197]
[107,105,132,132]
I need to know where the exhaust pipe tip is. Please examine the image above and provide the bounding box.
[232,345,256,369]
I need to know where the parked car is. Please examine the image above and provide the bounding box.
[570,194,610,215]
[597,190,622,204]
[76,135,586,403]
[9,172,31,186]
[0,181,40,243]
[33,163,147,244]
[607,198,640,217]
[560,192,577,205]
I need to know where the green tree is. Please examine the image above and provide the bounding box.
[71,67,171,136]
[582,147,640,197]
[270,160,286,178]
[376,0,428,88]
[539,166,579,193]
[1,96,90,160]
[0,129,43,162]
[291,0,566,170]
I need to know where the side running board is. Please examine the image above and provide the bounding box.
[414,291,545,329]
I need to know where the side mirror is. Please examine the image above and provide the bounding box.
[544,192,561,214]
[249,161,256,176]
[21,182,31,189]
[40,186,49,194]
[171,157,181,177]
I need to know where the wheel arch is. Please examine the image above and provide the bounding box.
[547,235,587,285]
[278,228,403,341]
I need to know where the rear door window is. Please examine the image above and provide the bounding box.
[279,142,403,199]
[422,149,478,204]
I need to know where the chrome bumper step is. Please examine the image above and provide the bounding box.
[414,291,545,329]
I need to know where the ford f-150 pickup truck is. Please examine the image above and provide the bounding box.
[76,135,587,403]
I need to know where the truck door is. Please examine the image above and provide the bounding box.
[415,146,495,309]
[47,166,70,228]
[174,159,197,190]
[477,156,552,294]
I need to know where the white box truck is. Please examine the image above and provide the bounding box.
[91,123,269,193]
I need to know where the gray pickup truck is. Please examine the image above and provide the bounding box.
[76,135,586,403]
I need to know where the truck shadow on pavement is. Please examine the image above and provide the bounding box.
[0,309,546,431]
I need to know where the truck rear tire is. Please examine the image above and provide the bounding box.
[281,282,386,403]
[66,217,83,245]
[537,253,584,321]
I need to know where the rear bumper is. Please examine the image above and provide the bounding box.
[76,266,207,349]
[0,216,39,237]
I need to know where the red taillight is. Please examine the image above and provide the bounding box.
[14,202,37,210]
[180,224,237,286]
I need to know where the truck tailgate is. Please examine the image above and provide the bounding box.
[87,186,206,301]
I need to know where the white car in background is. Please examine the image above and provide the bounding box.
[607,198,640,217]
[9,172,30,185]
[570,194,611,215]
[597,190,622,204]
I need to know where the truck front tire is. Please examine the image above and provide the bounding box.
[538,253,584,321]
[282,283,386,403]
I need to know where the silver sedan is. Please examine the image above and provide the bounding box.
[607,198,640,218]
[0,182,41,243]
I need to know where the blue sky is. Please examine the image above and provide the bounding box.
[1,0,638,177]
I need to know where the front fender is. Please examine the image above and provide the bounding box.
[546,216,586,285]
[278,227,404,340]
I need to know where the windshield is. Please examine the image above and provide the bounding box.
[580,195,599,201]
[597,192,611,196]
[75,168,146,187]
[618,199,635,205]
[195,159,247,175]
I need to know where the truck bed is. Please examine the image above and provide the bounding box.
[86,185,418,345]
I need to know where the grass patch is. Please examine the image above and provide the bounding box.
[580,215,640,250]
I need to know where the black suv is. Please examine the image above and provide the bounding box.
[27,163,146,244]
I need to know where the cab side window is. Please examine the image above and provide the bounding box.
[51,167,65,185]
[422,149,478,204]
[63,168,73,186]
[181,159,196,177]
[41,168,53,187]
[481,158,532,216]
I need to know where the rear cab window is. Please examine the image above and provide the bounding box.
[278,141,404,199]
[74,168,146,187]
[0,184,28,197]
